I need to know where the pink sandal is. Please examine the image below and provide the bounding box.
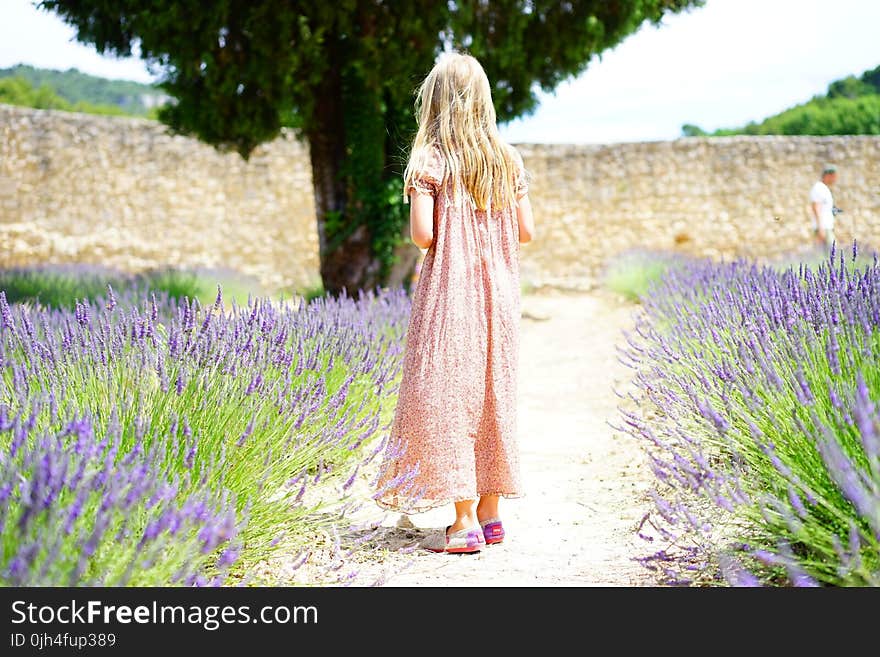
[422,525,484,553]
[480,517,505,545]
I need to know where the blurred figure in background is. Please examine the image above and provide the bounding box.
[809,163,839,249]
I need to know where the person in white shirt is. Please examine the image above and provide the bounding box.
[809,164,838,248]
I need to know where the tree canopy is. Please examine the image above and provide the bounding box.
[41,0,704,293]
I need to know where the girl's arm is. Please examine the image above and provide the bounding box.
[410,192,434,249]
[516,194,535,244]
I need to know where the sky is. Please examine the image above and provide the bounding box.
[1,0,879,144]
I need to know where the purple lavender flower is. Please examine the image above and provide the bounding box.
[619,242,880,586]
[0,281,411,586]
[719,554,762,587]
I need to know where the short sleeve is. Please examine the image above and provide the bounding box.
[511,147,529,199]
[406,146,446,199]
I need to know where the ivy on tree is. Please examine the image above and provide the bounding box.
[40,0,702,295]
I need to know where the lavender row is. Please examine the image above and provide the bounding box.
[619,243,880,586]
[0,407,239,586]
[0,285,412,585]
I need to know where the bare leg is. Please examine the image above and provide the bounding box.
[476,494,500,523]
[448,499,478,534]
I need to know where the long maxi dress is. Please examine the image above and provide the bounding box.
[374,144,528,513]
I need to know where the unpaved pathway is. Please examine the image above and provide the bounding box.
[264,289,660,586]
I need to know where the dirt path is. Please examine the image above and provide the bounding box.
[265,289,661,586]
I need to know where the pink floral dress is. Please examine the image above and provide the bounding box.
[375,145,528,512]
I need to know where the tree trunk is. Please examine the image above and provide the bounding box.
[308,144,382,296]
[304,65,381,296]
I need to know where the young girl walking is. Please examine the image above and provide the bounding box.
[374,52,535,554]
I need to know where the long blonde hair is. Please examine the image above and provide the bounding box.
[404,52,520,212]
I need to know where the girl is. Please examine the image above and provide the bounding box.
[374,52,535,554]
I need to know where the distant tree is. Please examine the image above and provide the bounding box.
[683,63,880,139]
[681,123,708,137]
[862,64,880,93]
[0,63,165,115]
[0,74,133,116]
[827,75,873,99]
[828,64,880,98]
[0,76,69,110]
[757,95,880,136]
[42,0,704,294]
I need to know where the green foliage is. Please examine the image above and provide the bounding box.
[0,265,126,308]
[602,249,689,302]
[0,63,165,115]
[681,123,708,137]
[0,264,264,310]
[0,76,68,110]
[827,75,874,100]
[684,64,880,137]
[758,95,880,135]
[828,64,880,98]
[298,284,326,304]
[709,95,880,137]
[0,74,133,116]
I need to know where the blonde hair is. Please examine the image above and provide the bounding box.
[404,52,520,212]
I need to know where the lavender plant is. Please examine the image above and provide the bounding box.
[0,264,266,310]
[0,264,200,309]
[602,249,691,302]
[0,408,239,586]
[620,242,880,586]
[0,283,411,584]
[767,241,879,277]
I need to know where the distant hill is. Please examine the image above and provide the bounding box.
[683,64,880,137]
[0,64,168,116]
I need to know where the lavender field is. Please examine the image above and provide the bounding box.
[0,282,411,585]
[5,244,879,588]
[619,242,880,586]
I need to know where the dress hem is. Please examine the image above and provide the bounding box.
[374,491,525,515]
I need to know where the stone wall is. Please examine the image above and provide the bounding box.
[517,137,880,289]
[0,104,319,292]
[2,103,879,292]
